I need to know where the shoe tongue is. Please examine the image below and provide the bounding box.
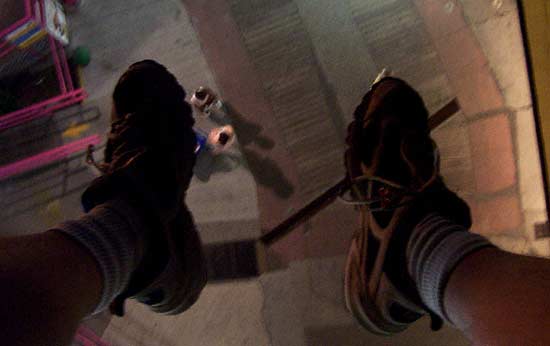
[360,79,434,190]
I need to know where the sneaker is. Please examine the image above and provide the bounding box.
[84,60,207,316]
[343,77,471,334]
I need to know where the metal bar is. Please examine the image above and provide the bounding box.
[0,6,32,40]
[0,17,31,40]
[427,98,460,130]
[15,92,87,124]
[0,1,84,131]
[24,0,33,19]
[0,134,100,181]
[0,89,85,130]
[260,177,349,245]
[41,0,67,94]
[3,96,86,129]
[6,90,87,126]
[57,39,75,91]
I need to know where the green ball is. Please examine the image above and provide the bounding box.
[73,46,91,66]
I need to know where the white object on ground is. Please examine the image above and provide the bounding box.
[208,125,236,154]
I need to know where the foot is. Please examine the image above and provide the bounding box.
[343,77,471,334]
[84,61,207,316]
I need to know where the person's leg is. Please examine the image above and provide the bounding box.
[0,231,102,346]
[0,60,207,346]
[444,247,550,345]
[404,213,550,344]
[343,76,550,345]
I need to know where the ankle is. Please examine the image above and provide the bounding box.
[53,199,145,314]
[406,213,494,323]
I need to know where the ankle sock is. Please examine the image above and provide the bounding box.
[53,199,143,314]
[406,213,495,323]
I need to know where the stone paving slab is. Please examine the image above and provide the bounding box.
[229,0,345,201]
[2,0,548,345]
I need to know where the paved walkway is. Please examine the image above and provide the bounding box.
[103,0,545,345]
[187,0,548,262]
[0,0,547,345]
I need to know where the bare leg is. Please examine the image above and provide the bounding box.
[0,232,102,346]
[445,248,550,345]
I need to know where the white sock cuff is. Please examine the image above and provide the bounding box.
[407,213,494,324]
[53,200,141,314]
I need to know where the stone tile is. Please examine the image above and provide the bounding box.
[451,62,505,117]
[513,108,548,251]
[459,0,547,255]
[290,256,468,345]
[230,0,345,201]
[459,0,518,24]
[293,256,355,327]
[416,74,455,115]
[514,109,546,217]
[471,195,522,236]
[468,114,516,194]
[103,281,271,346]
[294,0,378,122]
[304,201,357,259]
[350,0,453,116]
[414,0,506,117]
[433,27,486,75]
[260,270,306,346]
[305,318,468,346]
[469,10,532,109]
[186,163,259,225]
[531,239,550,257]
[196,219,261,244]
[270,227,307,263]
[413,0,467,38]
[184,0,303,233]
[487,234,531,254]
[431,113,475,196]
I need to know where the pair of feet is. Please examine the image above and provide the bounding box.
[95,62,468,337]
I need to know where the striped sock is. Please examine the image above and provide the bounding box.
[406,213,494,324]
[53,199,143,314]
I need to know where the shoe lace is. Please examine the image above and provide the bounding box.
[339,143,440,212]
[86,144,107,173]
[85,114,151,174]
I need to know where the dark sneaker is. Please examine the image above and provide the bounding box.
[343,77,471,335]
[84,60,207,315]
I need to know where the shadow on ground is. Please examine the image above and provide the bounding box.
[0,106,102,219]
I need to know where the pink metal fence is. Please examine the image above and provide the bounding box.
[0,134,100,180]
[0,0,32,41]
[0,0,87,131]
[0,0,95,180]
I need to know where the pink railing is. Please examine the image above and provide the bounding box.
[0,0,87,132]
[0,0,95,179]
[0,134,100,181]
[0,0,32,41]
